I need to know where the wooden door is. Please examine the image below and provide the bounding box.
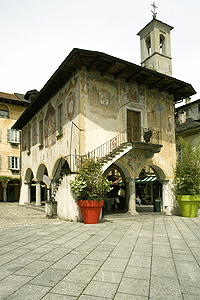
[127,110,140,141]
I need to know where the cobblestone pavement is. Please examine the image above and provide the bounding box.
[0,203,63,227]
[0,203,200,299]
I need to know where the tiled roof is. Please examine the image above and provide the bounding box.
[0,91,30,105]
[176,118,200,133]
[0,91,19,101]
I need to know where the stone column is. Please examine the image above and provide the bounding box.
[24,181,31,203]
[2,181,8,202]
[35,181,41,206]
[46,188,51,201]
[162,180,169,209]
[127,177,138,215]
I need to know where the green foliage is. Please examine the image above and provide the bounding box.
[174,138,200,195]
[0,176,20,182]
[70,158,112,201]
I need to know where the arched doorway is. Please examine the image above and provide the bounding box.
[104,164,127,214]
[7,180,20,202]
[36,164,50,206]
[136,165,164,213]
[24,168,35,204]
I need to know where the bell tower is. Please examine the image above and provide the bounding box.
[137,4,173,76]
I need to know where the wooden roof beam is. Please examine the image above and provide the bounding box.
[100,61,116,77]
[113,66,128,79]
[87,56,102,72]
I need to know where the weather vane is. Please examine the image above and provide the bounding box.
[151,2,158,19]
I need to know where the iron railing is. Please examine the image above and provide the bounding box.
[67,126,162,171]
[51,126,162,198]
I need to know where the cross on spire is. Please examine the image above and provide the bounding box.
[151,2,158,19]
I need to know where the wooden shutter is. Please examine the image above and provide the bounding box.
[7,156,11,169]
[7,129,11,142]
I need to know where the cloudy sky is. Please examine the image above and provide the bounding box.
[0,0,199,102]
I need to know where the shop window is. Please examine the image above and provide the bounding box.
[7,129,20,143]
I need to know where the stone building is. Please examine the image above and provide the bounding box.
[0,92,30,202]
[13,17,195,220]
[175,98,200,146]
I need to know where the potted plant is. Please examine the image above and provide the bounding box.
[70,158,111,224]
[174,138,200,217]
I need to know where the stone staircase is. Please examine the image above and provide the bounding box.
[51,139,133,201]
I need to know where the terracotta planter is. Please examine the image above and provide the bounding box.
[78,200,104,224]
[176,195,200,217]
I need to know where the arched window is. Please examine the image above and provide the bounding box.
[146,36,151,56]
[0,104,9,118]
[160,34,165,54]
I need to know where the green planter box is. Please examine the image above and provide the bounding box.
[176,195,200,217]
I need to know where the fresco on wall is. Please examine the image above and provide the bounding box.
[32,119,37,146]
[147,90,175,144]
[120,83,145,105]
[87,75,118,118]
[80,72,87,94]
[64,75,77,122]
[44,104,56,148]
[22,129,27,151]
[66,91,76,121]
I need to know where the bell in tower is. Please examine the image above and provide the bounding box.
[137,3,173,76]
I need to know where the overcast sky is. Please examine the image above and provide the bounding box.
[0,0,199,103]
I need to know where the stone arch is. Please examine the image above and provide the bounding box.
[24,168,34,183]
[51,157,71,182]
[36,163,49,182]
[137,163,167,181]
[104,161,133,213]
[136,163,170,212]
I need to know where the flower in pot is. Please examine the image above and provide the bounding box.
[70,158,112,223]
[174,138,200,217]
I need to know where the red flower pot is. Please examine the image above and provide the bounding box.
[78,200,104,224]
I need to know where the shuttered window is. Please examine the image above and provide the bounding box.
[7,129,20,143]
[7,156,20,170]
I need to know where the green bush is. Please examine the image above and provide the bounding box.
[70,158,112,201]
[174,138,200,195]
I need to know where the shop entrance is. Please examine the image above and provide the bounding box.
[136,166,162,213]
[104,165,127,214]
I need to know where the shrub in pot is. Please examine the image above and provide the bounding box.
[174,138,200,217]
[70,158,111,223]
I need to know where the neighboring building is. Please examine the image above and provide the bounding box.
[175,99,200,146]
[0,92,30,202]
[13,17,195,220]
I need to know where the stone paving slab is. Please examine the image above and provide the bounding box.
[0,203,200,299]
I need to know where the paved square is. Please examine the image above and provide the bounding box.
[0,203,200,299]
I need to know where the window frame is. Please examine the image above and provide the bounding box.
[8,156,20,170]
[7,129,20,144]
